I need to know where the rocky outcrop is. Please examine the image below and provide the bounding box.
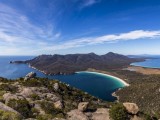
[3,93,25,105]
[67,109,89,120]
[24,72,36,81]
[54,100,63,109]
[123,102,139,114]
[0,102,21,115]
[92,108,110,120]
[78,102,89,112]
[54,83,59,91]
[131,115,144,120]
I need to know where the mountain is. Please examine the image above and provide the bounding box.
[13,52,144,75]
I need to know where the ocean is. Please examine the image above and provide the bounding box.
[0,56,126,101]
[131,56,160,68]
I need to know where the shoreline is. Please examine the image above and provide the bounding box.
[76,71,129,87]
[125,65,160,75]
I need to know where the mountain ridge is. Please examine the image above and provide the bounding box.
[12,52,144,75]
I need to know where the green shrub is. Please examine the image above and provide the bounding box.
[30,94,40,101]
[40,101,62,116]
[7,99,32,118]
[0,84,18,93]
[0,110,22,120]
[36,114,53,120]
[22,79,43,87]
[109,103,128,120]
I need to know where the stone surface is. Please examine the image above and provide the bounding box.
[3,93,25,104]
[20,87,35,97]
[54,83,59,91]
[24,72,36,80]
[54,100,63,109]
[92,108,110,120]
[0,102,21,115]
[131,115,144,120]
[78,102,89,112]
[123,102,139,114]
[67,109,89,120]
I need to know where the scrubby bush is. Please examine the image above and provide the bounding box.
[7,99,32,118]
[40,101,62,116]
[36,114,53,120]
[109,103,128,120]
[0,84,18,93]
[0,110,22,120]
[30,94,40,101]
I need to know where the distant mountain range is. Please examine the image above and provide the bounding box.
[12,52,144,75]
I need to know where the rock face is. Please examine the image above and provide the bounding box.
[123,102,139,114]
[131,115,144,120]
[54,100,63,109]
[67,109,89,120]
[20,88,35,97]
[54,83,59,91]
[3,93,25,105]
[24,72,36,80]
[92,108,110,120]
[78,102,89,112]
[0,102,20,115]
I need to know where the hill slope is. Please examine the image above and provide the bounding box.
[13,52,144,75]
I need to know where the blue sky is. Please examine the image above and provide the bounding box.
[0,0,160,55]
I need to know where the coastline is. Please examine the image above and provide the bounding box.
[76,70,129,101]
[125,65,160,75]
[76,71,129,87]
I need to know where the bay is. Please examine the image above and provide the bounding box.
[0,56,126,101]
[131,56,160,68]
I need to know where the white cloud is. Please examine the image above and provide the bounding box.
[38,30,160,52]
[0,3,60,44]
[83,0,98,7]
[79,0,99,9]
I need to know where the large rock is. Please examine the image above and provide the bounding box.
[54,83,59,91]
[131,115,144,120]
[3,93,25,104]
[24,72,36,81]
[67,109,89,120]
[92,108,110,120]
[20,87,35,97]
[78,102,89,112]
[0,102,21,115]
[54,100,63,109]
[123,102,139,114]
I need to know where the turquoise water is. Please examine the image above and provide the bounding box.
[131,56,160,68]
[0,56,125,101]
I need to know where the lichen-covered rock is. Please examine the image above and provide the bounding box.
[67,109,89,120]
[20,88,35,97]
[54,83,59,91]
[123,102,139,114]
[131,115,144,120]
[78,102,89,112]
[54,100,63,109]
[0,102,21,115]
[24,72,36,81]
[92,108,110,120]
[3,93,25,104]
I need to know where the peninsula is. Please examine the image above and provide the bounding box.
[12,52,144,75]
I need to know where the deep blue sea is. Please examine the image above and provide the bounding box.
[131,56,160,68]
[0,56,126,101]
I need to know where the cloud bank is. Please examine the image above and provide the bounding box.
[42,30,160,52]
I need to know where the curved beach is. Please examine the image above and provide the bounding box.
[76,71,129,87]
